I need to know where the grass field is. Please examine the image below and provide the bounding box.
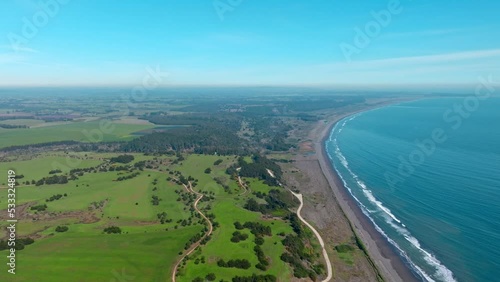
[0,119,155,148]
[0,155,102,182]
[171,155,294,281]
[0,153,206,281]
[1,226,201,282]
[0,119,46,127]
[177,199,294,282]
[0,153,302,281]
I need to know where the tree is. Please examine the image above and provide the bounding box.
[55,226,69,232]
[110,155,134,164]
[206,273,216,281]
[103,226,122,234]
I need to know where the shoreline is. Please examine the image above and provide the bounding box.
[313,103,420,282]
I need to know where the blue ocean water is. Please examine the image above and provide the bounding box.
[326,97,500,282]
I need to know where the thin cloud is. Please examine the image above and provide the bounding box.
[0,45,39,53]
[382,28,465,38]
[0,53,25,64]
[327,49,500,70]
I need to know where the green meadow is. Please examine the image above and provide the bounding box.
[0,153,201,281]
[0,119,46,127]
[7,227,201,282]
[0,155,102,182]
[177,199,294,282]
[0,119,155,148]
[169,155,295,281]
[0,153,299,281]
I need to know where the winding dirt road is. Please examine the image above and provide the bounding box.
[237,176,249,195]
[171,181,213,282]
[290,191,333,282]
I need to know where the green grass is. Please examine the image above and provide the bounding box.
[246,178,273,194]
[0,119,155,148]
[0,171,189,225]
[0,119,46,127]
[174,154,240,196]
[0,153,204,282]
[0,154,102,182]
[177,163,294,282]
[0,226,201,282]
[337,251,355,266]
[0,153,300,281]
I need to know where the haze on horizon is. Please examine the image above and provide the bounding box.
[1,0,499,87]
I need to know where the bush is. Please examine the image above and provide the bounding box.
[30,204,47,212]
[103,226,122,234]
[110,155,135,164]
[55,226,69,232]
[217,259,251,269]
[255,236,264,245]
[232,274,277,282]
[234,221,244,230]
[206,273,216,281]
[230,231,249,243]
[335,244,355,253]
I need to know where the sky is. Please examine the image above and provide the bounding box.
[0,0,499,87]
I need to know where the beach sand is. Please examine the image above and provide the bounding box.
[284,100,420,282]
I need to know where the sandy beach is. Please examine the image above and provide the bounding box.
[286,100,420,282]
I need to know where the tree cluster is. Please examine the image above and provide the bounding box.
[231,274,277,282]
[35,175,68,186]
[230,231,248,243]
[103,226,122,234]
[217,259,251,269]
[30,204,47,211]
[115,172,140,181]
[0,238,35,251]
[55,226,69,232]
[110,154,135,164]
[46,194,66,202]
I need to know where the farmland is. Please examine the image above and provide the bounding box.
[0,90,385,282]
[0,152,322,281]
[0,119,156,149]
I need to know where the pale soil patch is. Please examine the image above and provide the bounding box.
[30,121,72,128]
[299,141,314,153]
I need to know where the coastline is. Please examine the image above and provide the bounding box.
[313,104,420,282]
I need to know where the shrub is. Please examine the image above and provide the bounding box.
[55,226,69,232]
[335,244,355,253]
[103,226,122,234]
[206,273,216,281]
[30,204,47,212]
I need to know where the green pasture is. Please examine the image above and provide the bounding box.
[177,179,294,281]
[0,226,201,282]
[0,119,155,148]
[0,155,102,181]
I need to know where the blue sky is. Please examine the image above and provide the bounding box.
[0,0,499,86]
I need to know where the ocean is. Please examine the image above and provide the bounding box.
[326,97,500,282]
